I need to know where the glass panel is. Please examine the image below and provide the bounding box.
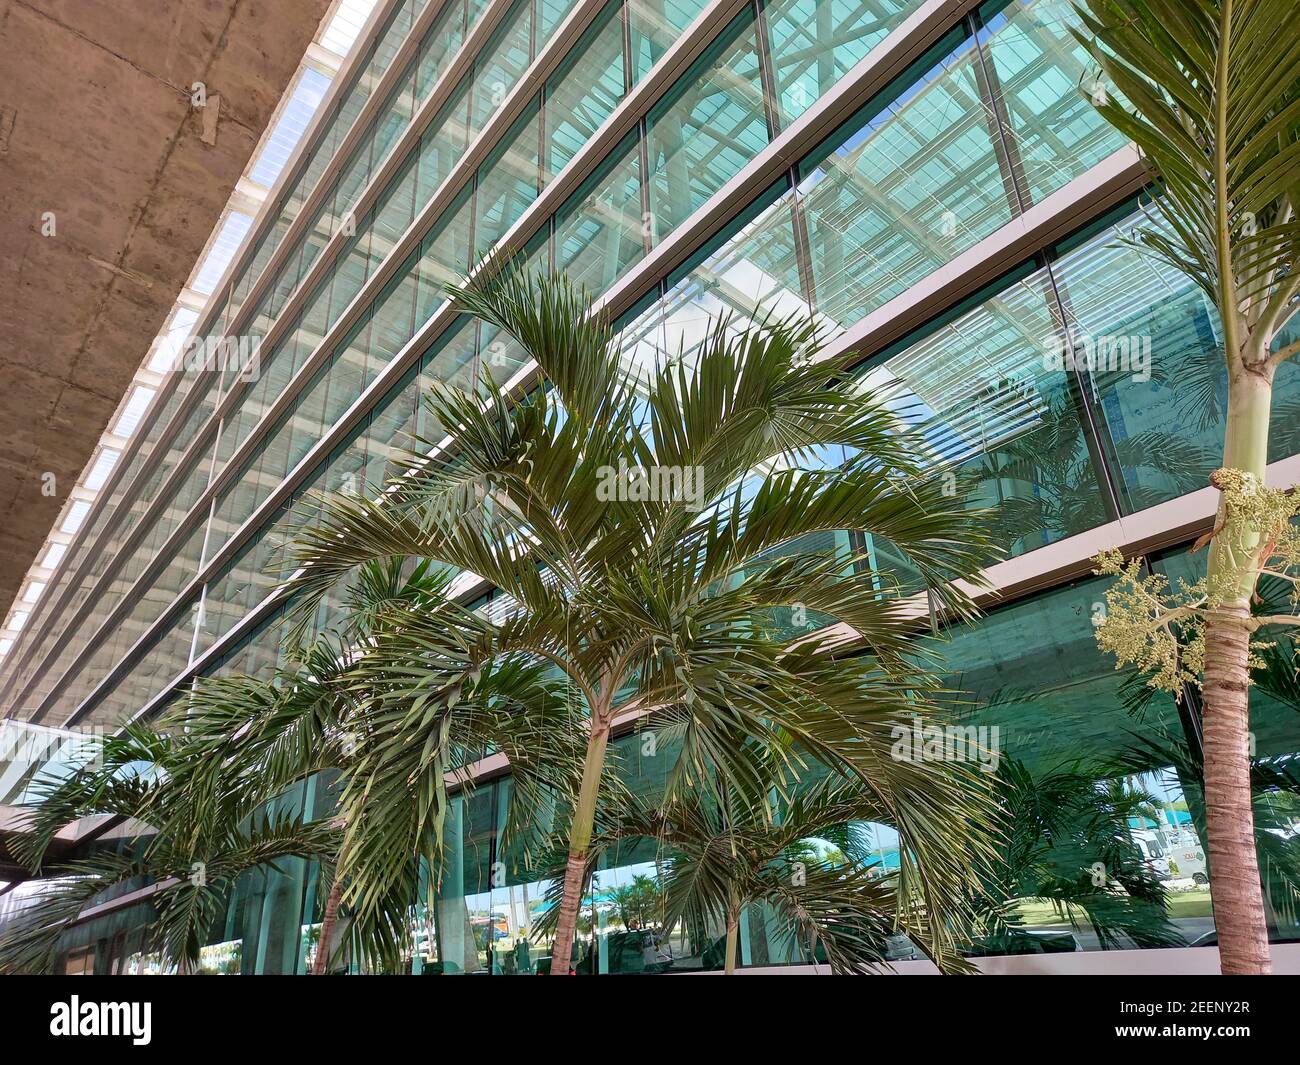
[370,155,419,264]
[417,2,466,99]
[765,0,912,127]
[369,252,420,369]
[925,576,1207,953]
[979,0,1130,205]
[857,261,1109,558]
[645,10,768,240]
[545,1,626,179]
[371,65,418,169]
[473,101,541,260]
[418,81,474,208]
[470,0,533,136]
[798,29,1013,337]
[630,184,808,382]
[1051,214,1300,514]
[628,0,711,83]
[555,135,645,295]
[1049,220,1220,513]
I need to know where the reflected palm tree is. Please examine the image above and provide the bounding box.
[1112,728,1300,936]
[966,755,1182,953]
[970,391,1213,553]
[535,745,985,975]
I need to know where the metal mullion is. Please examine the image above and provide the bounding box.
[57,0,774,728]
[68,0,1107,733]
[636,115,654,253]
[1041,255,1126,525]
[7,0,562,712]
[752,0,782,139]
[788,166,818,308]
[967,8,1029,215]
[0,0,421,692]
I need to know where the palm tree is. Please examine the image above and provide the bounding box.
[1073,0,1300,972]
[284,268,1000,974]
[0,725,339,974]
[161,557,584,974]
[536,747,981,974]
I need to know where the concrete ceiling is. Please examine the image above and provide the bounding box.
[0,0,332,617]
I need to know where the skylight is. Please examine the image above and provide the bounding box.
[191,211,254,295]
[111,386,157,438]
[59,501,92,535]
[249,69,333,188]
[83,449,121,492]
[148,307,200,373]
[320,0,379,56]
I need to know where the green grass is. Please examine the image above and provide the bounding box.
[1013,888,1213,927]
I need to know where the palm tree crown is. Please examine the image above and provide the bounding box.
[279,267,1001,971]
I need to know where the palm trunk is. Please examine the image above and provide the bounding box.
[312,877,343,975]
[1201,369,1273,974]
[724,904,740,975]
[548,718,610,975]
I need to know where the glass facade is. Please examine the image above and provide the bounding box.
[5,0,1299,972]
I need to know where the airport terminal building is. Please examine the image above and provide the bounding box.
[1,0,1298,973]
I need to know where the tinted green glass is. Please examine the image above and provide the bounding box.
[1050,215,1300,515]
[1049,222,1220,513]
[416,0,466,99]
[921,576,1203,952]
[368,251,420,368]
[417,82,473,205]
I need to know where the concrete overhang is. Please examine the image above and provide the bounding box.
[0,0,332,615]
